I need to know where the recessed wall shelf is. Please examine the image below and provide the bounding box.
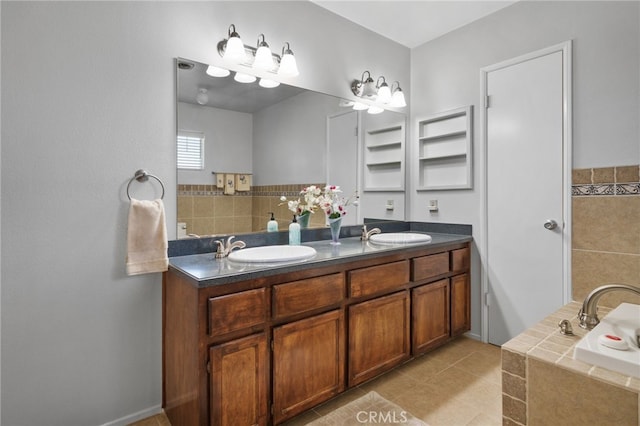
[416,106,473,190]
[364,122,405,191]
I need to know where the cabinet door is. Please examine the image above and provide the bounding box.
[348,291,410,386]
[272,310,345,424]
[412,279,450,354]
[451,273,471,336]
[209,333,268,426]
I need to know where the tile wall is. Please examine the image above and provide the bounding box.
[177,183,326,236]
[571,164,640,307]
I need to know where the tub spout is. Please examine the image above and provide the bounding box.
[578,284,640,329]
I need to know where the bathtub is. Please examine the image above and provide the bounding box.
[573,302,640,378]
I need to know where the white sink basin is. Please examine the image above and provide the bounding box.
[369,233,432,245]
[573,303,640,378]
[227,245,317,263]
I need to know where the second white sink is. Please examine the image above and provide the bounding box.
[228,245,317,263]
[369,232,432,245]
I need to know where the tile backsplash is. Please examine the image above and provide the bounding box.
[177,183,325,236]
[572,165,640,308]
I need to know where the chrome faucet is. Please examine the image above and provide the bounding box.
[578,283,640,329]
[214,236,246,258]
[361,225,381,241]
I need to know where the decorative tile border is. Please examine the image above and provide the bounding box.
[572,165,639,197]
[177,183,326,197]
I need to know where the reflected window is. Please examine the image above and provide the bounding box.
[177,130,204,170]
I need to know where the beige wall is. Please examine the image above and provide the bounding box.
[571,164,640,307]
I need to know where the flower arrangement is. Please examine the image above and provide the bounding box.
[319,185,359,219]
[280,185,323,217]
[280,185,358,219]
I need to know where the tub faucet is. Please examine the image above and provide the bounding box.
[214,236,246,258]
[361,225,381,241]
[578,283,640,329]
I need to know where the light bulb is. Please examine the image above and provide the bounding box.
[234,72,256,83]
[377,84,392,104]
[254,35,274,71]
[223,25,246,63]
[367,105,384,114]
[206,65,230,77]
[278,43,299,77]
[259,78,280,88]
[390,89,407,108]
[352,102,369,111]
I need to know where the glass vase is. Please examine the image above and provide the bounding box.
[297,212,311,229]
[328,217,342,245]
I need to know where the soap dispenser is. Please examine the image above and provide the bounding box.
[288,215,300,245]
[267,212,278,232]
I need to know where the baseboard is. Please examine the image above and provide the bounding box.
[100,405,163,426]
[465,331,482,341]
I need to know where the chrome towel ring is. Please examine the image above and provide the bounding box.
[126,169,165,200]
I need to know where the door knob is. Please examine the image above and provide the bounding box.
[544,219,558,230]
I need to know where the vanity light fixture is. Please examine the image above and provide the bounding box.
[350,71,407,111]
[215,24,300,85]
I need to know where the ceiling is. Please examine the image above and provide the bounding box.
[311,0,518,48]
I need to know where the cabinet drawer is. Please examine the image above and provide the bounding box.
[349,260,409,298]
[208,288,267,336]
[412,252,449,281]
[451,247,470,273]
[273,273,345,320]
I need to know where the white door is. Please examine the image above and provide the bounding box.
[327,111,359,225]
[484,43,571,345]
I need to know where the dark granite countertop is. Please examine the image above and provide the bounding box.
[169,231,472,288]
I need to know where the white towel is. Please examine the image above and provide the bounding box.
[126,198,168,276]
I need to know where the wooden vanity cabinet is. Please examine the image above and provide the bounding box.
[348,291,410,386]
[451,273,471,336]
[209,333,268,426]
[272,309,345,424]
[412,279,450,354]
[163,241,471,426]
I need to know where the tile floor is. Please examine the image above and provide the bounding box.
[131,336,502,426]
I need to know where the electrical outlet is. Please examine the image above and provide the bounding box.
[385,200,394,211]
[428,200,439,212]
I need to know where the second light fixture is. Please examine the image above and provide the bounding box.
[208,24,299,87]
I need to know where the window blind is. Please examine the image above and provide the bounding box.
[177,131,204,170]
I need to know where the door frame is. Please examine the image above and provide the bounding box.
[479,41,573,343]
[326,109,361,224]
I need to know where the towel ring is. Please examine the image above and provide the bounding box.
[127,169,165,200]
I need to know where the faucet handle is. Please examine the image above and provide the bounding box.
[214,240,225,258]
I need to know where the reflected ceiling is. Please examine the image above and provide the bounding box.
[177,59,306,113]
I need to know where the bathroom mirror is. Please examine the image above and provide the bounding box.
[176,58,406,237]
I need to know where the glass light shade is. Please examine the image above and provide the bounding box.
[259,78,280,88]
[223,36,246,63]
[196,88,208,105]
[367,105,384,114]
[390,89,407,108]
[352,101,369,111]
[206,65,230,77]
[278,53,299,77]
[377,84,392,104]
[253,45,274,71]
[361,80,377,98]
[234,72,256,83]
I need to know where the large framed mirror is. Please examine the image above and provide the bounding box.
[176,58,406,238]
